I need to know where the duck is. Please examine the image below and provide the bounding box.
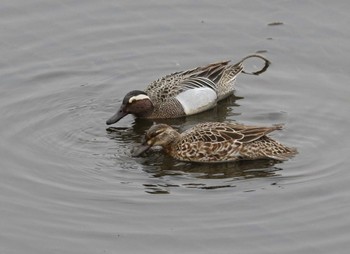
[132,122,297,163]
[106,54,270,125]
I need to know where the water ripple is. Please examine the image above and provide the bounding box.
[1,1,350,253]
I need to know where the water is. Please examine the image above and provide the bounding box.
[1,0,350,253]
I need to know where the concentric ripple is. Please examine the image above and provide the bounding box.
[1,1,350,254]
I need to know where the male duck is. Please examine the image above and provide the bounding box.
[106,54,270,125]
[132,122,297,163]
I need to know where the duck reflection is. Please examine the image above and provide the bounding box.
[106,93,288,193]
[141,153,282,179]
[139,154,283,193]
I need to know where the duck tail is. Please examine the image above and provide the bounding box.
[238,54,271,75]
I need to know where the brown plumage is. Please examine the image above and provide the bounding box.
[132,122,297,163]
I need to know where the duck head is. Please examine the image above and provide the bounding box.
[106,90,154,125]
[132,124,179,156]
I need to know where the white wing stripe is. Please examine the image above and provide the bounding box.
[181,77,217,91]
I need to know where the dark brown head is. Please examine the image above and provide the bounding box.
[106,90,154,125]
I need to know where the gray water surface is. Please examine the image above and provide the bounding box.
[1,1,350,253]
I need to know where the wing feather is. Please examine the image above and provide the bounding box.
[181,122,282,144]
[145,62,229,102]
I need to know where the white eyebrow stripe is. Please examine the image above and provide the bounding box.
[129,94,150,103]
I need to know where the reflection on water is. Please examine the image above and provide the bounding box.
[141,155,283,194]
[106,93,287,193]
[3,1,350,253]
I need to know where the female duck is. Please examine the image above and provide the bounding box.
[132,122,297,163]
[106,54,270,125]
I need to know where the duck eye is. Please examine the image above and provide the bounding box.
[147,129,164,139]
[156,129,163,134]
[149,132,159,138]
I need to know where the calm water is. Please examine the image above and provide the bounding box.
[1,0,350,253]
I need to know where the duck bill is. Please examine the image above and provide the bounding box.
[106,105,128,125]
[131,144,151,157]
